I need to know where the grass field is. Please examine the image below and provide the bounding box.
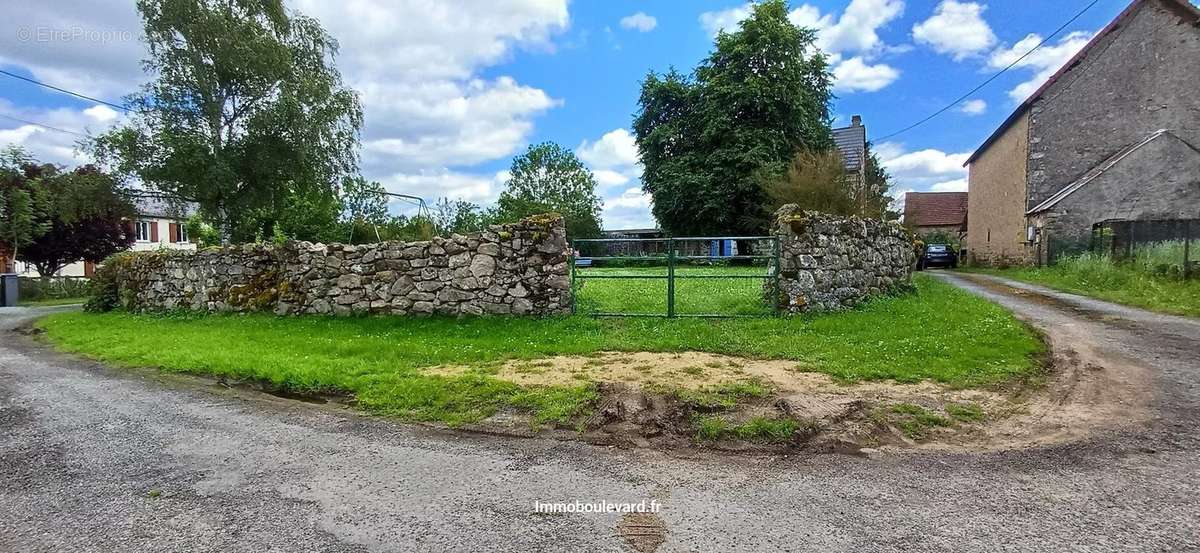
[968,247,1200,317]
[574,265,773,316]
[37,274,1043,426]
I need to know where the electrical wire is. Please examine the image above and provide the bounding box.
[0,68,132,113]
[0,112,89,138]
[874,0,1101,142]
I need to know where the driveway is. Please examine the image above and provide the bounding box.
[2,275,1199,552]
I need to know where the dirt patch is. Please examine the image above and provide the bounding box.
[427,351,1007,405]
[432,351,1019,451]
[618,512,668,553]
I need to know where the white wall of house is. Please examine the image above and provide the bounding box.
[13,216,196,277]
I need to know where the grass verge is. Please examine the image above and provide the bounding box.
[35,275,1041,427]
[964,252,1200,318]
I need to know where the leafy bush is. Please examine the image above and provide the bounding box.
[83,253,132,312]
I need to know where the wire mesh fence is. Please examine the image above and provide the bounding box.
[570,236,782,318]
[1074,218,1199,279]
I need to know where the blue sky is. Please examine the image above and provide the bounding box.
[0,0,1154,228]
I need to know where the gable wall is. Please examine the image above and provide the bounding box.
[1037,134,1200,252]
[1028,0,1200,208]
[966,111,1033,265]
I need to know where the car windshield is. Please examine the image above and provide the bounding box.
[926,245,949,253]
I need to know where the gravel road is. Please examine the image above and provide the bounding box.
[2,275,1199,552]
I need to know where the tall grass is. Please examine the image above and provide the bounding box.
[979,240,1200,317]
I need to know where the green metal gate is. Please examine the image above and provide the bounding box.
[569,236,782,318]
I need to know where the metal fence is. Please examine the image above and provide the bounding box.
[1083,218,1198,278]
[570,236,782,318]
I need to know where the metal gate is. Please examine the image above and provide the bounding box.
[569,236,782,318]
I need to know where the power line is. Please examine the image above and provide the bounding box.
[0,68,132,113]
[0,112,89,138]
[875,0,1101,142]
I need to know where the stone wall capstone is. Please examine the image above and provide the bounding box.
[103,214,572,316]
[770,206,916,313]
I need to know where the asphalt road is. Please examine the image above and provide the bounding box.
[2,275,1199,552]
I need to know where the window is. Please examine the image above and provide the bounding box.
[135,220,151,242]
[175,223,189,243]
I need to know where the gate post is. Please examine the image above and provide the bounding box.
[1185,219,1192,280]
[666,238,676,318]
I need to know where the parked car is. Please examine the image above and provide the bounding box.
[918,244,958,269]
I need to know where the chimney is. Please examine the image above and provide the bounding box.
[851,115,862,127]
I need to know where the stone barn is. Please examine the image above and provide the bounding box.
[964,0,1200,265]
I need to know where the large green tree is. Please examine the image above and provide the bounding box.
[633,0,833,236]
[92,0,362,243]
[494,142,603,239]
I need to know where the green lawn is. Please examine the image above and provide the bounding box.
[966,251,1200,318]
[574,265,773,316]
[36,274,1042,426]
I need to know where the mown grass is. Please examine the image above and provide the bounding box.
[968,247,1200,317]
[574,265,774,316]
[36,275,1041,426]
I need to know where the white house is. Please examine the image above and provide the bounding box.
[11,195,198,277]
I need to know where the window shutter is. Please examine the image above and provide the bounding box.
[169,223,178,242]
[150,222,159,242]
[124,220,135,238]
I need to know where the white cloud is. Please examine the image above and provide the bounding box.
[358,76,559,173]
[0,0,145,98]
[815,0,906,55]
[576,128,639,169]
[699,4,753,37]
[876,142,971,191]
[0,100,127,167]
[619,12,657,32]
[593,169,632,188]
[701,0,903,54]
[699,0,906,94]
[958,99,987,115]
[988,31,1093,102]
[380,169,511,207]
[912,1,997,61]
[289,0,570,202]
[602,187,655,230]
[832,57,900,93]
[931,178,968,192]
[575,128,652,229]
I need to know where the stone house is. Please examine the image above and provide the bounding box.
[964,0,1200,265]
[903,192,968,239]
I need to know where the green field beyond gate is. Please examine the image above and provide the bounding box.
[571,236,780,317]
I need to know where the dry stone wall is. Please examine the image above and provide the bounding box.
[104,214,572,316]
[770,206,916,313]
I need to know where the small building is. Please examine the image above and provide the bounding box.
[11,194,198,277]
[903,192,968,238]
[964,0,1200,265]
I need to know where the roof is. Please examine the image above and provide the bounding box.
[832,123,866,171]
[1026,129,1200,214]
[964,0,1200,166]
[133,194,198,220]
[904,192,968,227]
